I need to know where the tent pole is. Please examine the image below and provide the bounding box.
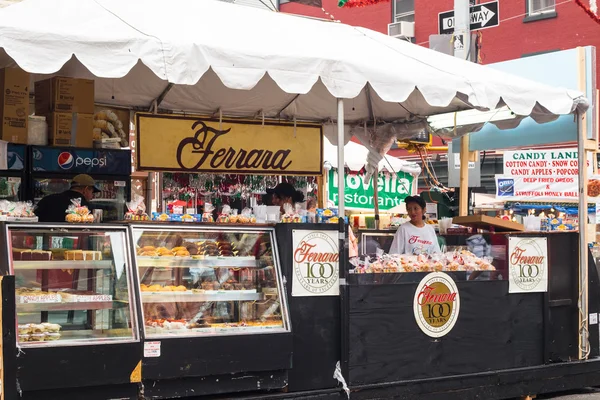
[459,135,470,216]
[374,167,380,229]
[337,99,345,217]
[577,110,589,360]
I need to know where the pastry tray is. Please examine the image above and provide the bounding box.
[136,256,257,268]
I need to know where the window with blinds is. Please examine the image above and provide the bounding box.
[528,0,556,15]
[394,0,415,23]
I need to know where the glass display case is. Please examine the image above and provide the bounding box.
[359,229,396,255]
[131,225,290,338]
[5,223,139,346]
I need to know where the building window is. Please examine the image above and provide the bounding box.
[529,0,555,14]
[524,0,557,22]
[394,0,414,23]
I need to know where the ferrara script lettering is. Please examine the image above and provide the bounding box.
[176,120,293,171]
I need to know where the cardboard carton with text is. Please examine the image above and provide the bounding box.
[0,67,29,144]
[47,112,94,148]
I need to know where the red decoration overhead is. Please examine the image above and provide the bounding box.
[338,0,389,8]
[574,0,600,25]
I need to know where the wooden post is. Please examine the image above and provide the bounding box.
[576,46,596,360]
[459,135,470,216]
[317,173,325,209]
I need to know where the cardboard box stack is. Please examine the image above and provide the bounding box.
[0,67,30,144]
[35,77,94,147]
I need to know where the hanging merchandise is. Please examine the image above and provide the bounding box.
[575,0,600,24]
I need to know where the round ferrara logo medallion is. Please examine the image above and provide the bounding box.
[413,272,460,338]
[293,232,339,294]
[509,238,546,291]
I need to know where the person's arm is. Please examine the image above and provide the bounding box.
[430,226,442,253]
[34,198,48,220]
[389,226,405,254]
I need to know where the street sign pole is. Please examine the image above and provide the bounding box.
[438,1,499,35]
[455,0,471,216]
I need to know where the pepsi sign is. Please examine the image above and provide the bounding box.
[31,146,130,176]
[57,151,107,170]
[58,152,75,170]
[497,178,514,197]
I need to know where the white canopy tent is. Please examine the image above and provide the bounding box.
[323,138,421,175]
[0,0,591,356]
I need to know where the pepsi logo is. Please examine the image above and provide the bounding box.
[58,152,75,170]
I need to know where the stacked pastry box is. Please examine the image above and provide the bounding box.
[18,322,62,344]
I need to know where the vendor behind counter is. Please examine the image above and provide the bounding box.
[389,195,441,255]
[35,174,99,223]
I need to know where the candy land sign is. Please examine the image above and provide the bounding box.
[328,169,414,210]
[508,237,548,294]
[496,148,593,201]
[292,230,340,297]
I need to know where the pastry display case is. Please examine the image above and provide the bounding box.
[4,223,139,346]
[131,224,290,338]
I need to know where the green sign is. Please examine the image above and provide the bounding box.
[328,169,414,211]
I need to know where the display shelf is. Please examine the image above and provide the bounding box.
[141,291,264,302]
[144,324,286,337]
[136,256,257,268]
[13,260,113,270]
[16,300,125,312]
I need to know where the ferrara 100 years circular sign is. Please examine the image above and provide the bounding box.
[413,272,460,338]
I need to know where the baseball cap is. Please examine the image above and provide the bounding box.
[71,174,101,193]
[266,182,296,198]
[404,195,426,209]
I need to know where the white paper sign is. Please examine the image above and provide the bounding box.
[497,149,593,201]
[508,237,548,294]
[590,313,598,325]
[292,230,340,297]
[144,341,161,358]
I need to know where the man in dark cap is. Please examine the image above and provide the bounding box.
[266,182,306,213]
[35,174,100,222]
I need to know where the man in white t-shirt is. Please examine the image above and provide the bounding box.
[389,195,441,255]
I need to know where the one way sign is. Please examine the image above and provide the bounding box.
[438,0,499,35]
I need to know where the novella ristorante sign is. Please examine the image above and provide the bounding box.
[136,114,322,174]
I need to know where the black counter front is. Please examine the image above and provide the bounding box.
[345,231,600,399]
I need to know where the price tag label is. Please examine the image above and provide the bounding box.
[144,341,161,358]
[114,181,126,187]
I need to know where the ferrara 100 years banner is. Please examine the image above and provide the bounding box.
[136,114,322,175]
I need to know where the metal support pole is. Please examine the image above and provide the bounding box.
[453,0,471,61]
[337,99,345,217]
[455,0,472,216]
[374,167,380,229]
[336,98,350,381]
[459,135,470,216]
[577,111,589,359]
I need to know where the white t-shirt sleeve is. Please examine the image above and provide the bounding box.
[389,225,405,254]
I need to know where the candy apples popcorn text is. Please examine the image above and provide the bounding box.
[350,251,495,274]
